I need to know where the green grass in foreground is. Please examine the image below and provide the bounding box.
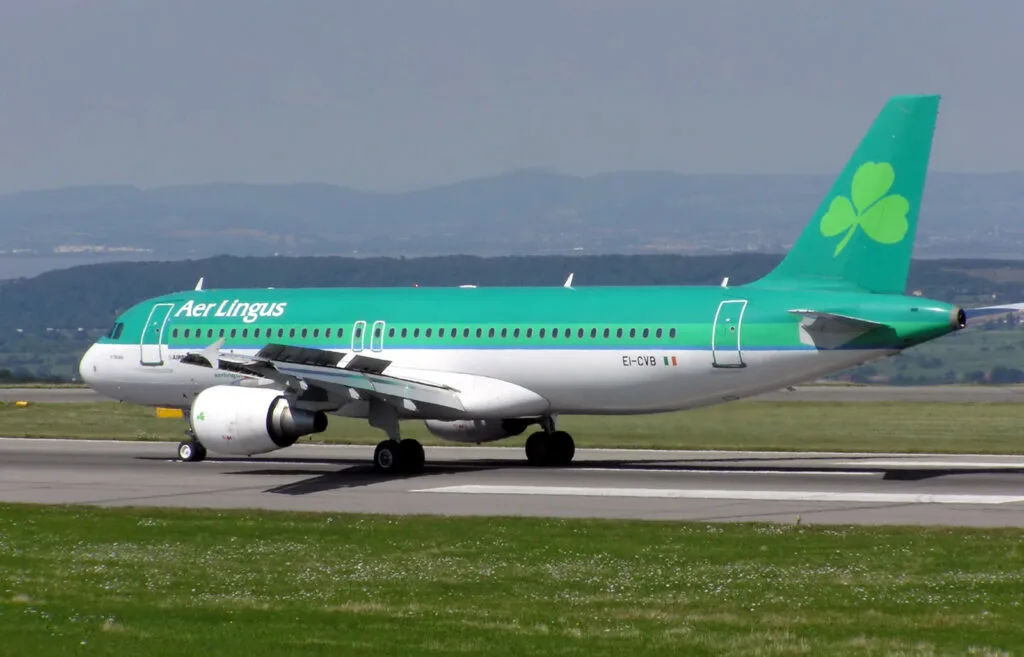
[1,504,1023,656]
[4,400,1024,453]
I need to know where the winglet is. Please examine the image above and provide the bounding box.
[202,337,224,368]
[194,277,204,291]
[563,273,574,288]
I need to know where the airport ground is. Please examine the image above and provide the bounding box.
[5,386,1024,654]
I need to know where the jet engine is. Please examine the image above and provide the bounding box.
[190,385,327,456]
[424,418,532,444]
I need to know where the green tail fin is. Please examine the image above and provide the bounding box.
[753,94,940,294]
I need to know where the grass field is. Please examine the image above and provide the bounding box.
[3,400,1024,453]
[1,504,1023,656]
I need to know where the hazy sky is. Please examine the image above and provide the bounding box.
[1,1,1022,193]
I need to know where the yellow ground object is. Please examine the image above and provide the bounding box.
[155,407,184,419]
[14,400,28,407]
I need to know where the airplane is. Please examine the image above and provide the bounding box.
[77,94,1017,474]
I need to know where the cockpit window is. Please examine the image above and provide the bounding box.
[108,322,124,340]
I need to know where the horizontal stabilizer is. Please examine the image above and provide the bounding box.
[963,303,1024,321]
[788,309,887,331]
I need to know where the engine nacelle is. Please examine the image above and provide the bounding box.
[424,418,531,444]
[190,385,327,456]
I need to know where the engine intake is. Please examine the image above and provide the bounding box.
[191,385,327,456]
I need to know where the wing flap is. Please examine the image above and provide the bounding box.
[181,342,465,411]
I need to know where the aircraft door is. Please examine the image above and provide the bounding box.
[711,300,747,368]
[370,321,386,352]
[140,303,175,366]
[351,320,367,352]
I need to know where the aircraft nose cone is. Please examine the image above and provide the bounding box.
[78,344,98,385]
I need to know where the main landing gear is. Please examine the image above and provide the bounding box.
[524,430,575,467]
[373,438,426,474]
[369,398,425,474]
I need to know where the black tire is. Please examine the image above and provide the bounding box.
[373,440,402,473]
[399,439,425,473]
[550,431,575,466]
[525,432,548,466]
[177,440,206,462]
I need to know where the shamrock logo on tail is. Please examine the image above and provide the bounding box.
[819,161,910,256]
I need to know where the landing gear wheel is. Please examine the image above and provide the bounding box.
[525,432,549,466]
[550,431,575,466]
[373,440,401,473]
[525,431,575,467]
[177,440,207,462]
[399,439,425,474]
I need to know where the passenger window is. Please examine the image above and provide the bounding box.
[388,328,395,338]
[289,328,296,338]
[426,328,432,338]
[656,328,663,338]
[565,329,571,339]
[313,328,320,338]
[539,328,546,338]
[616,328,623,338]
[277,328,284,338]
[488,328,495,338]
[629,328,636,338]
[207,329,213,338]
[669,328,677,338]
[219,329,225,338]
[301,328,308,338]
[476,328,483,338]
[501,328,507,338]
[590,328,596,339]
[173,329,179,338]
[242,329,248,338]
[553,328,559,338]
[578,328,584,339]
[513,328,520,338]
[526,328,533,338]
[414,328,420,338]
[254,328,261,338]
[326,328,332,338]
[642,328,649,338]
[401,328,408,338]
[439,328,446,338]
[374,327,381,338]
[230,328,237,338]
[451,327,456,337]
[354,327,362,338]
[603,328,610,338]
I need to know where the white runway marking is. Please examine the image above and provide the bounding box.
[413,485,1024,505]
[578,467,876,476]
[832,460,1024,469]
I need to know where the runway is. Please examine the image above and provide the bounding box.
[4,384,1024,404]
[4,438,1024,527]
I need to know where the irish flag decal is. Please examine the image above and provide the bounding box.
[663,356,678,367]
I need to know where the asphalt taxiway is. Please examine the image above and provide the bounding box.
[4,385,1024,405]
[4,438,1024,527]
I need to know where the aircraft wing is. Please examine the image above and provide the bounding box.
[181,343,466,412]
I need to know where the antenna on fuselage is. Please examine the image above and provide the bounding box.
[563,273,574,289]
[194,277,205,291]
[720,277,729,288]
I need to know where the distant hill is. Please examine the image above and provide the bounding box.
[1,171,1023,260]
